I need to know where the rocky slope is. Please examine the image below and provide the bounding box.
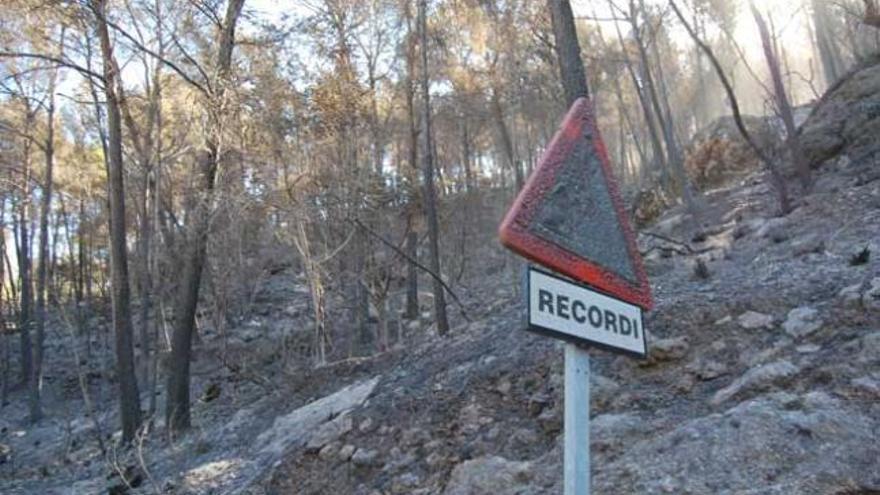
[262,61,880,495]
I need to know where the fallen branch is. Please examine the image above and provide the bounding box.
[640,231,715,256]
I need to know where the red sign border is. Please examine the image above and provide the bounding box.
[499,97,654,311]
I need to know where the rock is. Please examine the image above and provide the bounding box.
[425,451,447,468]
[338,444,356,461]
[526,393,551,417]
[864,277,880,312]
[850,376,880,399]
[592,413,648,453]
[645,337,689,364]
[484,426,501,441]
[711,360,799,405]
[253,377,378,458]
[782,307,823,338]
[351,448,380,467]
[737,311,774,329]
[305,413,353,451]
[594,392,880,494]
[536,407,561,434]
[791,234,825,256]
[591,373,620,409]
[443,456,534,495]
[458,403,486,434]
[69,478,108,494]
[480,355,497,366]
[800,62,880,169]
[358,417,375,433]
[424,439,444,452]
[495,378,512,396]
[391,473,421,494]
[796,344,821,354]
[839,283,864,309]
[0,443,9,464]
[754,217,789,241]
[744,340,788,367]
[383,447,417,472]
[714,315,733,326]
[859,332,880,363]
[318,441,341,461]
[401,427,430,447]
[687,359,728,381]
[508,428,539,448]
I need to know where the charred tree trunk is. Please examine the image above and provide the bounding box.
[17,120,34,395]
[1,200,9,407]
[751,3,812,191]
[418,0,449,336]
[403,0,419,321]
[631,0,696,213]
[590,9,648,180]
[490,83,523,191]
[165,0,245,433]
[94,0,142,443]
[547,0,589,104]
[31,66,59,423]
[608,0,667,178]
[460,118,474,193]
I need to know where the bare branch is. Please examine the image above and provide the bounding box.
[351,217,471,322]
[0,51,104,82]
[98,13,208,94]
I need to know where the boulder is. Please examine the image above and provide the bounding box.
[253,377,378,458]
[594,392,880,494]
[645,337,689,364]
[443,456,534,495]
[687,359,728,381]
[318,442,341,461]
[711,360,799,405]
[305,413,353,451]
[863,277,880,312]
[782,307,823,338]
[338,444,356,461]
[859,332,880,363]
[591,413,648,453]
[737,311,774,330]
[391,473,421,494]
[754,217,789,241]
[351,448,381,467]
[800,60,880,170]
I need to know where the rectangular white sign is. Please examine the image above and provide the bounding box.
[527,268,647,358]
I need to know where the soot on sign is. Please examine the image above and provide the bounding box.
[527,128,637,284]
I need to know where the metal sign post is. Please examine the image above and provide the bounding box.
[564,344,590,495]
[523,266,648,494]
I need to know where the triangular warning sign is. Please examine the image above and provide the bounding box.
[499,97,653,310]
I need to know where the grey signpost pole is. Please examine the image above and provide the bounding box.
[564,344,590,495]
